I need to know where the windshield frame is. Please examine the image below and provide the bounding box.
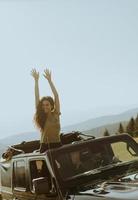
[46,134,138,189]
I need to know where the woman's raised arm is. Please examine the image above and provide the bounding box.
[31,69,40,109]
[43,69,60,114]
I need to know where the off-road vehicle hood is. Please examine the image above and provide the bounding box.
[68,162,138,200]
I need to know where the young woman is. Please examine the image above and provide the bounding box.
[31,68,62,153]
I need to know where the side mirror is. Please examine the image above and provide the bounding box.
[33,177,50,194]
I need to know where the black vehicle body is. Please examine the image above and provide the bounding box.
[0,133,138,200]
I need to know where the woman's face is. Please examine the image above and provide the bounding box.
[42,100,52,113]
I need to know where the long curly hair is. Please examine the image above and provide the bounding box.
[34,96,55,132]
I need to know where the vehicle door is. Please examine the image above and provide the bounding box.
[27,157,62,200]
[12,158,29,200]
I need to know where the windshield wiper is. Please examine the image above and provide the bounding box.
[95,159,138,172]
[66,159,138,181]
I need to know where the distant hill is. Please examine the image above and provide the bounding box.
[0,131,39,146]
[83,121,128,137]
[0,107,138,156]
[62,107,138,132]
[0,132,39,157]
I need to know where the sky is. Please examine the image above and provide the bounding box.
[0,0,138,138]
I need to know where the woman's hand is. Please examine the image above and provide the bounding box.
[43,69,51,82]
[43,68,60,113]
[31,68,39,81]
[31,68,40,108]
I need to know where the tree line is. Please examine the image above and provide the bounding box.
[103,114,138,137]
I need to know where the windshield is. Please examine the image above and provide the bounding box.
[54,136,138,180]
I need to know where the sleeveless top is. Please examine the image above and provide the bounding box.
[40,109,61,144]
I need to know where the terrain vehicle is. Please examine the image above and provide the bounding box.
[0,133,138,200]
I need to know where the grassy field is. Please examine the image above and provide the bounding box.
[135,137,138,143]
[111,137,138,162]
